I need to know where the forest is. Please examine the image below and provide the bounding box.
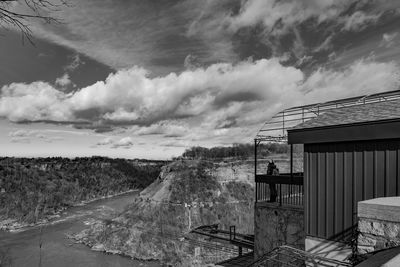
[0,157,163,224]
[180,143,289,160]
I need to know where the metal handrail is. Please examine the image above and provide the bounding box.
[256,89,400,142]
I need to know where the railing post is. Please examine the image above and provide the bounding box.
[290,144,293,200]
[254,139,258,203]
[229,225,236,241]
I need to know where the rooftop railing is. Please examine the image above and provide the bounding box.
[255,89,400,143]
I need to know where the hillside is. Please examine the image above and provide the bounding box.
[72,159,255,266]
[0,157,163,229]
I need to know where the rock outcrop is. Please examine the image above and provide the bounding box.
[72,160,254,266]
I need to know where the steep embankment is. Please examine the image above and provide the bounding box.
[0,157,162,230]
[72,160,254,266]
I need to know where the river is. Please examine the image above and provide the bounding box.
[0,191,161,267]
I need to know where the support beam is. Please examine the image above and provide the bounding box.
[254,139,258,203]
[290,144,293,196]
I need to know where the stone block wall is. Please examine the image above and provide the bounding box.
[357,197,400,254]
[254,202,305,259]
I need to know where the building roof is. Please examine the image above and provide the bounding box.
[290,99,400,131]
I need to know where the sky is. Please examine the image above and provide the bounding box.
[1,0,400,159]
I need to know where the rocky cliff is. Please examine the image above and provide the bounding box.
[0,157,162,229]
[72,160,255,266]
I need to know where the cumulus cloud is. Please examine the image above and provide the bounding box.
[0,58,302,125]
[55,73,72,87]
[96,137,113,146]
[0,81,73,122]
[300,59,400,102]
[112,137,134,149]
[54,54,83,89]
[160,139,191,148]
[10,137,31,144]
[8,129,64,143]
[134,121,189,138]
[1,57,400,145]
[9,129,32,137]
[95,136,134,149]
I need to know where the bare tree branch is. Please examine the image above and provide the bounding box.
[0,0,68,44]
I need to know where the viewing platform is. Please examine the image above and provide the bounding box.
[255,172,304,207]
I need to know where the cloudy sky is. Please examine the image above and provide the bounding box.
[1,0,400,159]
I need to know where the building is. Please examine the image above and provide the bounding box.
[254,90,400,263]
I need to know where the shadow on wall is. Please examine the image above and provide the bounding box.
[305,226,357,264]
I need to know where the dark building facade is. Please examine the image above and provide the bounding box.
[288,99,400,243]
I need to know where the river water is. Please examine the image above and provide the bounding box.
[0,191,160,267]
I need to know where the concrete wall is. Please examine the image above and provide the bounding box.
[254,202,305,259]
[358,197,400,254]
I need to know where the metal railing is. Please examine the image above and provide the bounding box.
[255,89,400,142]
[249,245,352,267]
[255,173,304,206]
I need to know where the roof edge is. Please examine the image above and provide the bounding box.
[287,118,400,133]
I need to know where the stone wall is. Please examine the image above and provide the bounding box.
[357,197,400,254]
[254,202,305,259]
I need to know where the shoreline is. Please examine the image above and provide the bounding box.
[69,234,160,263]
[73,188,139,206]
[0,189,140,233]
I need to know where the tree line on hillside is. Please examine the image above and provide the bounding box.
[0,157,163,224]
[179,143,289,160]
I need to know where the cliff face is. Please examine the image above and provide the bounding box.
[73,160,254,266]
[0,157,162,228]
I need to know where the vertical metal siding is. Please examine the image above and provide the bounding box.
[326,145,335,238]
[304,149,310,235]
[387,149,397,196]
[334,148,344,238]
[305,139,400,240]
[343,147,353,236]
[317,150,326,237]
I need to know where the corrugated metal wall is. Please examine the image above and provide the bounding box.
[304,139,400,240]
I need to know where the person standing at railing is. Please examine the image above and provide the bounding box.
[267,160,279,202]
